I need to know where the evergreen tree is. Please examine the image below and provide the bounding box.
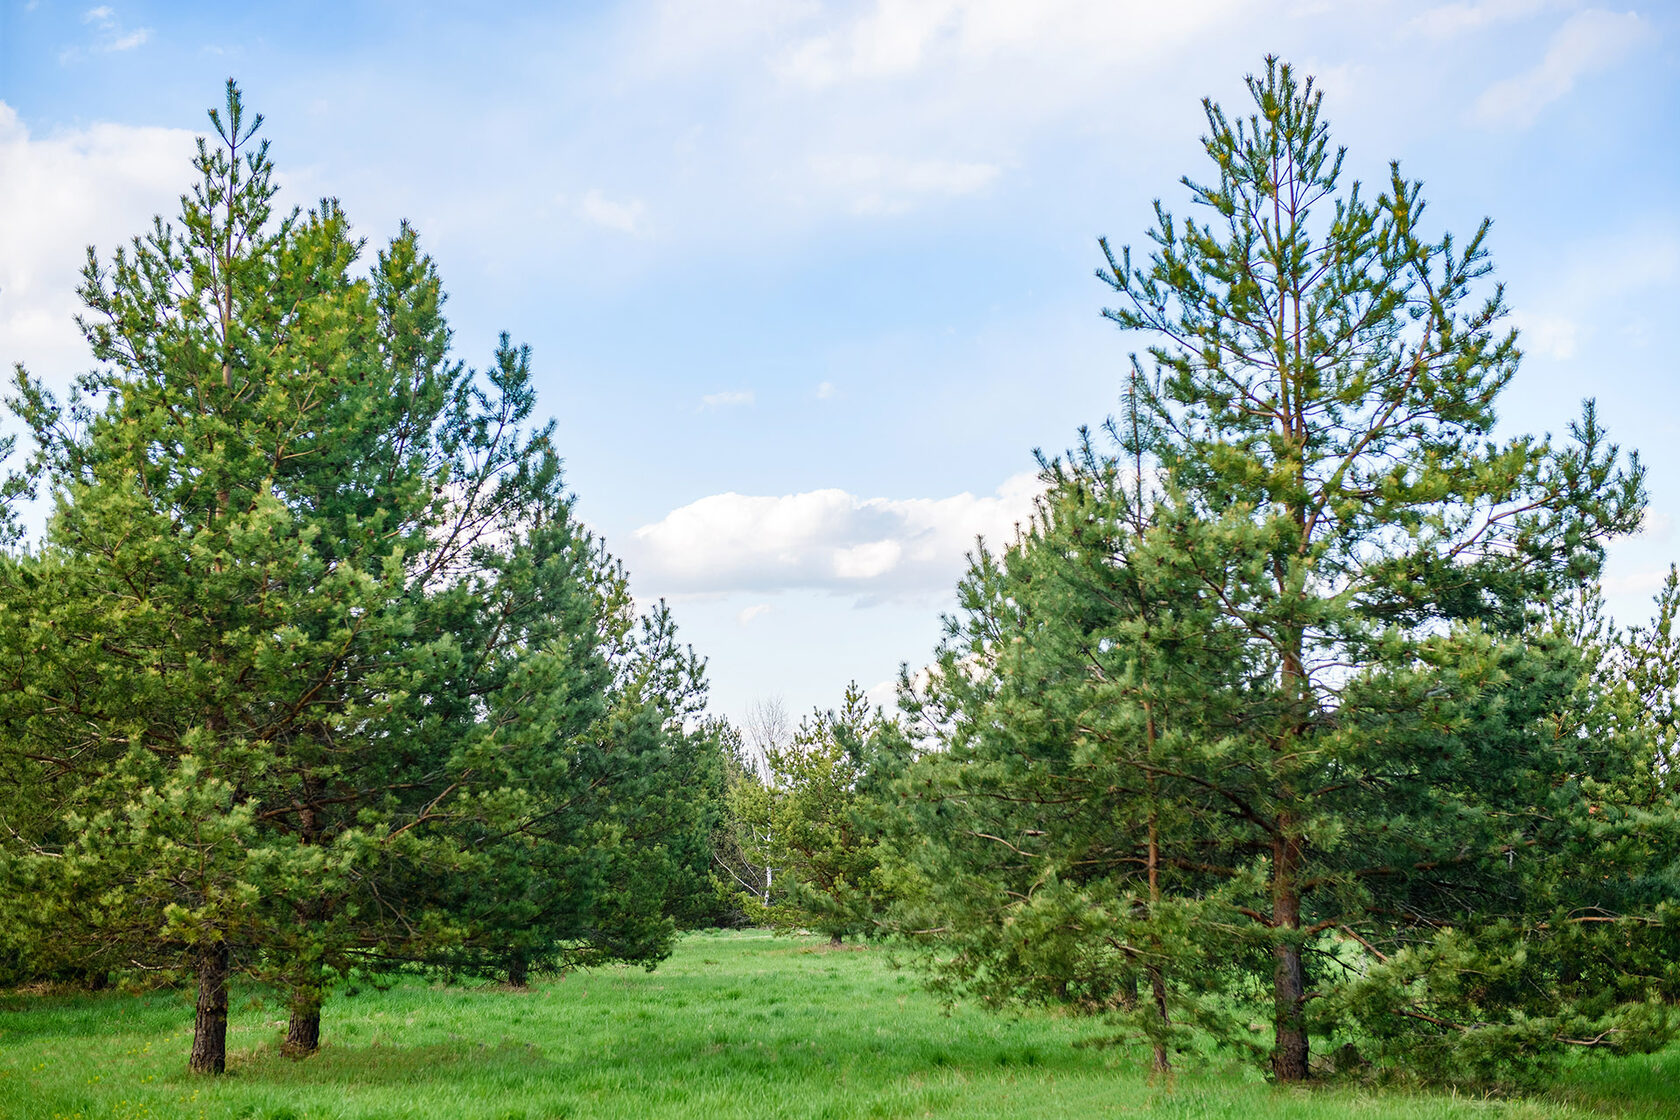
[739,684,904,943]
[895,58,1665,1083]
[891,424,1254,1075]
[1321,576,1680,1084]
[707,720,775,925]
[0,83,698,1072]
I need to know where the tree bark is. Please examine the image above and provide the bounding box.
[1270,832,1309,1082]
[1118,972,1138,1011]
[829,932,844,947]
[284,971,322,1057]
[1149,963,1172,1074]
[188,942,230,1075]
[508,950,529,988]
[1142,701,1170,1074]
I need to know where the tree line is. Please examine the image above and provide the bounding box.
[5,62,1680,1089]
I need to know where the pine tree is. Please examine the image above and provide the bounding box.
[0,83,696,1072]
[739,684,904,943]
[891,395,1267,1073]
[895,58,1662,1083]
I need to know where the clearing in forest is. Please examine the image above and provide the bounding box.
[3,930,1679,1119]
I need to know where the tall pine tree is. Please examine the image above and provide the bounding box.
[895,58,1667,1083]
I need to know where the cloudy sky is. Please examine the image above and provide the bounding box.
[2,0,1677,722]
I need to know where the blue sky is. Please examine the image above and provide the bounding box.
[2,0,1677,724]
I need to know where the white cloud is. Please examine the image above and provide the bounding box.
[1511,222,1679,350]
[0,103,196,384]
[624,471,1042,600]
[833,539,903,579]
[635,0,822,76]
[812,152,1000,215]
[701,389,755,408]
[1636,510,1674,543]
[1411,0,1552,39]
[73,5,151,55]
[1473,8,1647,128]
[613,0,1244,226]
[1603,564,1672,599]
[815,380,837,399]
[577,188,648,235]
[1510,310,1578,360]
[737,603,773,625]
[863,677,899,712]
[772,0,1241,88]
[107,28,150,51]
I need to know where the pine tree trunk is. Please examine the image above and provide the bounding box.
[188,942,230,1075]
[1142,704,1169,1074]
[829,932,844,947]
[1118,972,1138,1010]
[284,972,322,1057]
[1149,963,1171,1074]
[508,950,529,988]
[1270,832,1309,1082]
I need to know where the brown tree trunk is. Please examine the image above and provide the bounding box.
[188,942,230,1075]
[1270,832,1309,1082]
[829,932,844,947]
[1148,963,1171,1074]
[1142,702,1170,1074]
[284,972,322,1057]
[508,950,529,988]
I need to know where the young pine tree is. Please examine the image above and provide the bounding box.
[739,684,904,944]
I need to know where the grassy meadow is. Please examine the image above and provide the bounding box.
[2,930,1676,1120]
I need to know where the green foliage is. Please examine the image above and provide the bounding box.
[0,82,711,1061]
[737,684,906,942]
[702,718,774,926]
[890,57,1675,1087]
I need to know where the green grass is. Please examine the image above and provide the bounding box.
[2,930,1676,1119]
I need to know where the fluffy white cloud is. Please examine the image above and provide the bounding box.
[1510,310,1579,360]
[0,103,195,383]
[625,470,1041,599]
[577,188,649,234]
[702,389,756,408]
[1473,8,1646,128]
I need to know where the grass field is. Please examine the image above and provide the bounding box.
[2,930,1677,1119]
